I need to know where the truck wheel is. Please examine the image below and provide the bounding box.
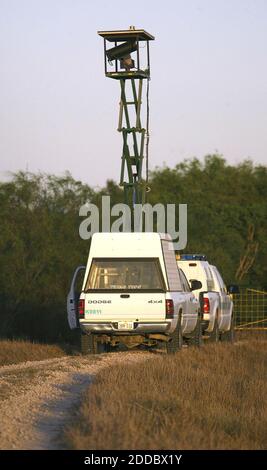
[97,342,108,354]
[221,315,235,343]
[208,315,219,343]
[81,332,97,355]
[166,315,183,354]
[187,314,203,347]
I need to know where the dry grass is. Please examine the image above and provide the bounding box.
[64,333,267,450]
[0,340,66,366]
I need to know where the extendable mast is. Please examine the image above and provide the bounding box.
[98,27,154,209]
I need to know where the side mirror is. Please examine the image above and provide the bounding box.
[227,284,239,294]
[190,279,202,291]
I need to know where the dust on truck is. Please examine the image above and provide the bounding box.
[67,232,202,354]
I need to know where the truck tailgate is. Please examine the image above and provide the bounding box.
[83,292,166,322]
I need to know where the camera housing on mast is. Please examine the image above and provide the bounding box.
[98,27,155,80]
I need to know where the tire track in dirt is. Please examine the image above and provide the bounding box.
[0,351,151,450]
[0,339,246,450]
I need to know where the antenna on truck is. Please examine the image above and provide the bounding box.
[97,27,154,209]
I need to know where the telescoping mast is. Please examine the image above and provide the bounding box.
[98,27,155,209]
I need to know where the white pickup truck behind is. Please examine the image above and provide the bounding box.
[67,233,202,354]
[177,254,237,342]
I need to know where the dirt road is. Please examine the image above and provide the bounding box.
[0,351,150,450]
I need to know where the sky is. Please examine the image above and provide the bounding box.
[0,0,267,188]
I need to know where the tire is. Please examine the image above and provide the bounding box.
[187,314,203,347]
[81,332,97,355]
[166,314,183,354]
[155,341,167,351]
[104,343,112,353]
[221,315,235,343]
[208,315,219,343]
[97,342,109,353]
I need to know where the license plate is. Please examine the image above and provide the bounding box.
[118,321,134,330]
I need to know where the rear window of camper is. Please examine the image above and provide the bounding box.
[85,258,165,292]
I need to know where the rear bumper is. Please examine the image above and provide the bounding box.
[80,321,171,335]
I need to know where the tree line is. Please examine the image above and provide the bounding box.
[0,155,266,342]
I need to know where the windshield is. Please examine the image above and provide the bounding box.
[85,258,165,292]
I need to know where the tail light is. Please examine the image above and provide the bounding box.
[202,297,210,314]
[78,299,85,318]
[166,299,174,318]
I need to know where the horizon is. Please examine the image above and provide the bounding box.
[1,152,265,193]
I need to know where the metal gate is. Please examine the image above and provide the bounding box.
[233,289,267,330]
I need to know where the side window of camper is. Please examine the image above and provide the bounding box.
[161,241,182,291]
[179,269,191,292]
[204,265,214,291]
[211,267,225,293]
[214,268,227,293]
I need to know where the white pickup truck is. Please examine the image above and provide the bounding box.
[176,254,238,342]
[67,233,203,354]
